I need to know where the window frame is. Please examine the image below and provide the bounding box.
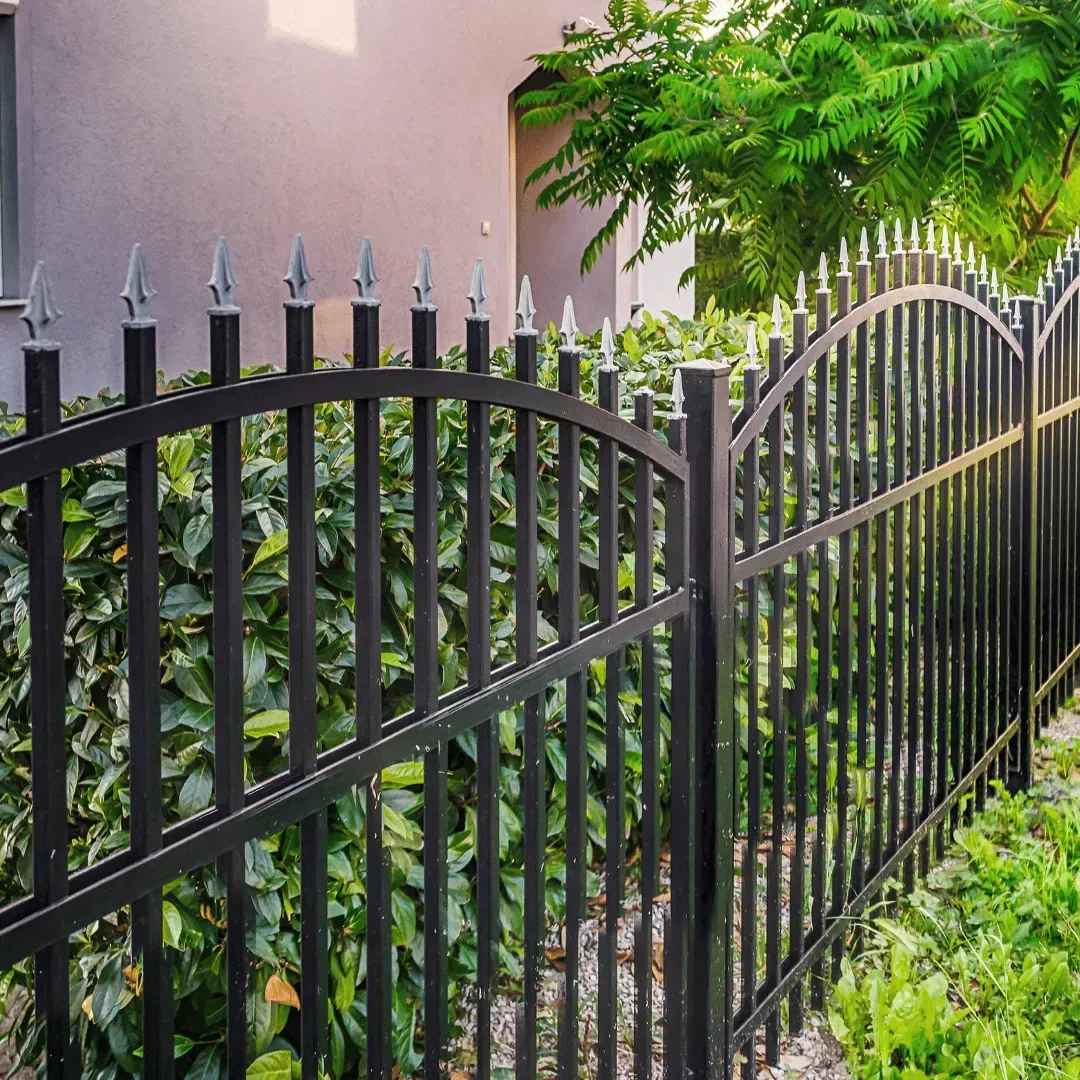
[0,12,19,300]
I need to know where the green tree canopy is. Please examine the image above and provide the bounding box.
[520,0,1080,309]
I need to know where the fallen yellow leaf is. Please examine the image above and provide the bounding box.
[112,545,128,563]
[265,974,300,1009]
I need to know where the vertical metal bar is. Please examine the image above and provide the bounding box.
[664,405,690,1080]
[1053,259,1066,718]
[597,354,623,1080]
[935,240,952,860]
[354,274,391,1080]
[412,287,447,1080]
[122,249,173,1080]
[889,236,906,869]
[766,326,786,1063]
[920,241,937,876]
[974,269,990,813]
[904,234,921,893]
[872,244,889,881]
[949,253,964,832]
[963,262,977,814]
[516,323,543,1080]
[468,300,497,1080]
[634,388,657,1080]
[852,249,871,950]
[810,271,832,1012]
[738,357,762,1077]
[1018,296,1039,788]
[986,283,1002,786]
[832,258,853,974]
[1036,280,1052,736]
[557,333,584,1080]
[788,294,810,1034]
[23,279,70,1080]
[680,359,735,1080]
[208,251,247,1080]
[284,248,328,1080]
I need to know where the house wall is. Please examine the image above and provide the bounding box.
[0,0,624,408]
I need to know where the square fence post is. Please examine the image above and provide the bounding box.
[1017,295,1039,789]
[679,360,736,1080]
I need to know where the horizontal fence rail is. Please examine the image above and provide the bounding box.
[0,219,1078,1080]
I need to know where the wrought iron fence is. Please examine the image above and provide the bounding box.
[0,217,1076,1080]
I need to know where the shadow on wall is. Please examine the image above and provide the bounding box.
[266,0,359,56]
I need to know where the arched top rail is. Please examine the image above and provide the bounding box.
[730,283,1024,459]
[0,366,687,491]
[1037,271,1080,353]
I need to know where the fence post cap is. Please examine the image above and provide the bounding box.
[677,358,730,376]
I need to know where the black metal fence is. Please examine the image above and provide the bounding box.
[0,218,1075,1080]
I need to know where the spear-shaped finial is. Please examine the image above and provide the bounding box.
[859,227,870,262]
[877,221,888,257]
[745,324,759,367]
[893,218,905,254]
[967,242,975,272]
[467,258,487,317]
[991,267,999,293]
[1048,258,1055,281]
[795,271,807,310]
[354,237,379,300]
[1001,282,1010,307]
[120,243,156,322]
[909,218,920,251]
[517,276,536,332]
[21,262,62,342]
[412,246,435,307]
[925,220,936,252]
[940,223,950,257]
[208,236,238,308]
[560,295,579,347]
[600,317,617,370]
[1074,226,1079,247]
[839,237,850,275]
[953,233,961,264]
[979,253,988,284]
[818,252,829,290]
[283,234,312,301]
[1038,275,1045,299]
[771,294,783,337]
[672,369,685,418]
[1057,245,1064,268]
[1012,298,1023,329]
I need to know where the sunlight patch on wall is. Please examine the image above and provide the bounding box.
[266,0,358,56]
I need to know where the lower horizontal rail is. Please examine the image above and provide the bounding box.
[1035,639,1080,706]
[732,712,1020,1047]
[0,588,686,968]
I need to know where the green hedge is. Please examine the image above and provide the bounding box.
[0,305,753,1079]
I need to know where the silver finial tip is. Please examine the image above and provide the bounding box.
[926,220,936,251]
[818,252,829,289]
[795,271,807,308]
[412,246,435,307]
[771,294,783,336]
[600,317,617,369]
[1038,275,1045,298]
[940,223,949,254]
[877,221,887,256]
[893,218,904,253]
[559,294,579,346]
[1075,226,1079,246]
[909,218,920,250]
[1001,282,1010,306]
[745,325,758,366]
[517,276,537,332]
[283,234,313,301]
[967,242,975,271]
[208,236,239,309]
[1048,258,1055,281]
[991,266,999,292]
[354,237,379,299]
[953,233,961,261]
[22,262,62,342]
[839,237,849,273]
[1012,300,1023,329]
[120,243,156,322]
[1057,245,1064,268]
[859,227,870,261]
[672,369,685,418]
[979,254,988,283]
[467,258,488,317]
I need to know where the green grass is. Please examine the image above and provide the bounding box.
[830,772,1080,1079]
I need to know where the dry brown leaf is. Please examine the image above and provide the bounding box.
[544,946,567,972]
[450,1071,472,1080]
[651,961,664,983]
[123,964,140,993]
[617,949,633,965]
[265,974,301,1009]
[112,545,128,564]
[82,996,94,1022]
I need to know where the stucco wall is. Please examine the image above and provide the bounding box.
[0,0,613,408]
